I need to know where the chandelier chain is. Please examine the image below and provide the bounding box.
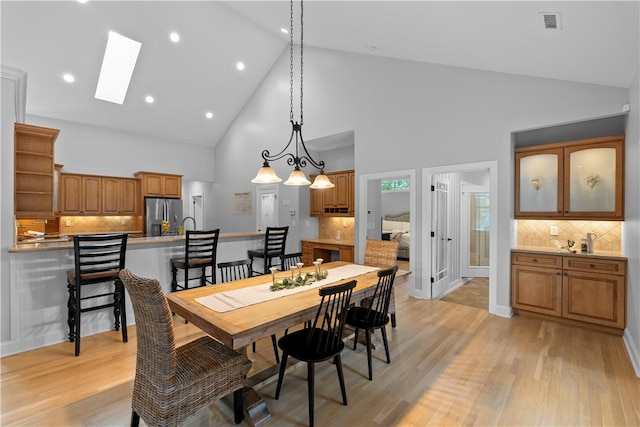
[300,0,304,125]
[289,0,294,122]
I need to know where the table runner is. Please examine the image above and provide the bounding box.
[195,264,379,313]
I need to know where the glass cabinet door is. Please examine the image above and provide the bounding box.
[515,148,563,217]
[564,140,623,219]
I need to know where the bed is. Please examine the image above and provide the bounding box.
[381,212,410,260]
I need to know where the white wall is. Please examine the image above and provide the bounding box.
[623,66,640,376]
[214,45,629,314]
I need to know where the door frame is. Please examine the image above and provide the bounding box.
[357,169,416,296]
[422,161,498,314]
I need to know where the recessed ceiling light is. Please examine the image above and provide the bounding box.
[63,73,75,83]
[236,62,245,71]
[169,32,180,43]
[205,112,214,119]
[145,95,154,104]
[95,31,142,105]
[77,0,88,3]
[280,28,288,34]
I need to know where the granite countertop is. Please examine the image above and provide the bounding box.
[512,245,627,261]
[302,238,355,246]
[9,231,264,253]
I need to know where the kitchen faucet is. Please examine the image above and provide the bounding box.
[182,216,197,231]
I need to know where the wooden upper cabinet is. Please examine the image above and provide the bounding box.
[310,169,354,217]
[135,172,182,198]
[103,177,139,215]
[515,136,624,220]
[60,173,101,215]
[14,123,59,219]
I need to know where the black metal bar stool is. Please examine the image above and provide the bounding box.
[66,233,128,356]
[171,229,220,292]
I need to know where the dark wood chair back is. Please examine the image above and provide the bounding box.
[218,259,252,282]
[282,252,303,270]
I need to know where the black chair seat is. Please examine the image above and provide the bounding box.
[278,329,345,363]
[345,307,389,329]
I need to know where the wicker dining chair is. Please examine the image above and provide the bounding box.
[363,239,399,327]
[119,269,251,427]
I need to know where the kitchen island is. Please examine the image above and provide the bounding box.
[3,232,264,356]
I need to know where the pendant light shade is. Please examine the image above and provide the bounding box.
[309,173,335,189]
[251,162,282,183]
[284,167,311,186]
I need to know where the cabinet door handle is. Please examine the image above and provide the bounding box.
[589,264,595,268]
[532,258,538,262]
[556,272,561,276]
[563,272,568,276]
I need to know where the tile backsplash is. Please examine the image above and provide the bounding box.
[318,217,355,241]
[59,216,139,234]
[516,220,621,251]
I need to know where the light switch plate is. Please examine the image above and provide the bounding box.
[550,225,558,236]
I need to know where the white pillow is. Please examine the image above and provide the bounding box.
[400,222,410,232]
[382,220,395,231]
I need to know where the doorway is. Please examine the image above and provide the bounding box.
[422,161,498,314]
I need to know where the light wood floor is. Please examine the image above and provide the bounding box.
[441,277,489,310]
[2,280,639,426]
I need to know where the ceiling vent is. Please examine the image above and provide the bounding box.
[540,12,562,30]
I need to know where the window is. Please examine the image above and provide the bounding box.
[381,179,410,192]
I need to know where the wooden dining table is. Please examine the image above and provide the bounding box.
[165,261,409,425]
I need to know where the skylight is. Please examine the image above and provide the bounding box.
[95,31,141,105]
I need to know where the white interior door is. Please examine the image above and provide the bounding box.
[256,185,278,231]
[431,175,451,298]
[461,185,490,278]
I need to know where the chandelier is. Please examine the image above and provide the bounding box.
[251,0,334,189]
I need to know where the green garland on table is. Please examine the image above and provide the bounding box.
[269,270,329,292]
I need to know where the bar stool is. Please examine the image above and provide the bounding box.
[171,229,219,292]
[66,233,128,356]
[247,226,288,276]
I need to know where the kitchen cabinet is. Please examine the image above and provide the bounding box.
[59,173,102,215]
[515,135,624,220]
[301,239,354,266]
[102,177,139,215]
[310,170,354,217]
[511,250,626,334]
[14,123,59,219]
[135,171,182,198]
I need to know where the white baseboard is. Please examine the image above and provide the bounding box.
[622,330,640,378]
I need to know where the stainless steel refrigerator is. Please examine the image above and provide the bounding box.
[144,197,183,236]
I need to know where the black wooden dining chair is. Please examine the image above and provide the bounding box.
[66,233,128,356]
[281,252,303,270]
[217,259,280,363]
[345,265,398,380]
[170,229,219,292]
[275,280,356,427]
[247,226,288,276]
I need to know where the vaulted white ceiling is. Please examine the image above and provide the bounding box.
[2,1,638,148]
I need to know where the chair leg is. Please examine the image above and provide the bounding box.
[275,352,288,399]
[252,342,256,353]
[117,278,128,343]
[200,267,207,287]
[391,313,397,328]
[353,327,359,350]
[130,411,140,427]
[381,326,390,364]
[75,285,81,356]
[170,263,178,292]
[365,329,373,380]
[335,354,347,405]
[67,280,76,343]
[307,361,315,427]
[113,280,122,331]
[271,334,280,363]
[233,388,244,424]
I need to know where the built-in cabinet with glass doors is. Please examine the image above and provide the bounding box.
[515,135,624,220]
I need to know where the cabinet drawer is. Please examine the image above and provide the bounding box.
[511,252,562,268]
[563,257,626,275]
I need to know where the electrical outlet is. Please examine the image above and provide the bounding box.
[65,220,71,227]
[550,225,558,236]
[121,219,126,225]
